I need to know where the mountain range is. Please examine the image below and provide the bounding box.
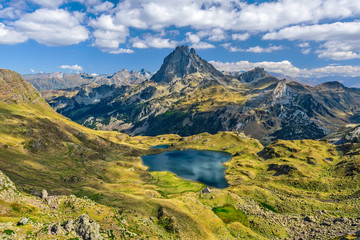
[1,67,360,239]
[23,68,152,91]
[41,46,360,143]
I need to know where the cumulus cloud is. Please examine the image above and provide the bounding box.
[316,40,360,60]
[301,48,311,55]
[109,0,360,32]
[89,14,131,53]
[13,9,88,46]
[263,21,360,42]
[210,60,301,77]
[264,21,360,60]
[210,60,360,79]
[29,0,67,8]
[108,48,134,54]
[58,64,83,72]
[2,0,360,57]
[131,35,178,49]
[0,23,27,44]
[222,44,283,53]
[185,32,215,49]
[87,1,115,14]
[232,33,250,41]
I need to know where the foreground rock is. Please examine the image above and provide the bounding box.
[74,214,102,240]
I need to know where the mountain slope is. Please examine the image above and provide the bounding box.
[2,69,360,239]
[42,47,360,142]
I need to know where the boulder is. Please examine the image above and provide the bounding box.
[64,219,74,232]
[17,217,29,226]
[41,189,48,200]
[74,214,102,240]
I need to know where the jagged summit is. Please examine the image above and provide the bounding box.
[150,45,225,83]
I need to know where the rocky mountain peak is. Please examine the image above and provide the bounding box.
[150,45,225,83]
[237,67,270,83]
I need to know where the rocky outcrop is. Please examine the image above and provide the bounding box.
[344,125,360,143]
[74,214,102,240]
[0,170,21,202]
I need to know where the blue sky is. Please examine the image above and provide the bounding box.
[1,0,360,86]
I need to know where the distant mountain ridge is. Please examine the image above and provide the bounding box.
[23,68,152,91]
[39,46,360,142]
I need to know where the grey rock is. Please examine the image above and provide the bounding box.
[120,219,127,225]
[74,214,102,240]
[202,186,211,194]
[17,217,29,226]
[0,170,21,203]
[41,189,48,199]
[50,222,64,235]
[64,219,74,232]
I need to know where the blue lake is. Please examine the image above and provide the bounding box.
[141,149,231,188]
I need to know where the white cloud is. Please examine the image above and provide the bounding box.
[210,60,360,79]
[301,48,311,54]
[222,43,283,53]
[109,0,360,32]
[90,14,130,53]
[264,21,360,60]
[29,0,67,8]
[13,9,88,46]
[263,21,360,42]
[0,23,27,44]
[185,32,215,49]
[0,7,23,19]
[30,69,35,73]
[58,64,83,72]
[131,35,178,49]
[87,1,115,14]
[232,33,250,41]
[316,40,360,60]
[307,65,360,78]
[210,60,301,77]
[108,48,134,54]
[245,45,284,53]
[196,28,227,42]
[298,42,310,48]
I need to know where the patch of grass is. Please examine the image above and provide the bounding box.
[3,229,15,235]
[212,204,249,226]
[259,202,277,213]
[149,172,203,197]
